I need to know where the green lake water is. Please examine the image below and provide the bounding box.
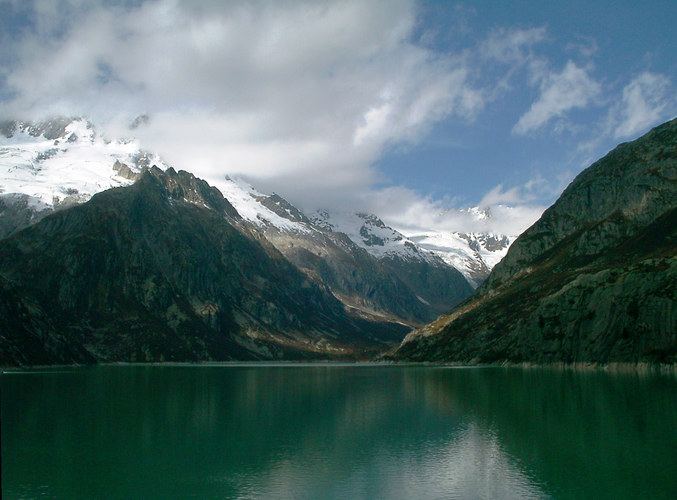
[2,364,676,499]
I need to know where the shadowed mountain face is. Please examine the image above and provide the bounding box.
[0,168,409,365]
[254,202,473,326]
[1,119,475,338]
[393,118,677,364]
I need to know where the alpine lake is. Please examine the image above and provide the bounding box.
[2,363,676,499]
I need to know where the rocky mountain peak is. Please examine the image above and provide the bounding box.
[260,193,312,225]
[143,166,241,219]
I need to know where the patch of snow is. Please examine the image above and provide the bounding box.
[0,118,169,209]
[214,177,311,233]
[310,210,440,264]
[405,229,514,287]
[416,295,431,305]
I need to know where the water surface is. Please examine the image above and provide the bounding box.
[2,364,676,499]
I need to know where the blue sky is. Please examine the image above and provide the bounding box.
[376,0,677,208]
[1,0,676,235]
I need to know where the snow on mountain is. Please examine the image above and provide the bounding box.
[309,210,441,264]
[0,117,510,289]
[406,230,513,288]
[215,177,312,234]
[0,118,167,209]
[308,209,515,287]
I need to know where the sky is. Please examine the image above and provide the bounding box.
[1,0,676,236]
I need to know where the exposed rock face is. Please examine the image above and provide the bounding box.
[302,209,473,322]
[0,194,53,240]
[0,168,408,365]
[393,118,677,364]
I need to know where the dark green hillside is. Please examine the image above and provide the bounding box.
[393,118,677,364]
[0,168,407,366]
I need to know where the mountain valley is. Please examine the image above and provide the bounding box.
[1,117,675,366]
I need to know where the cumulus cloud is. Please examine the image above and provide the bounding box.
[612,72,673,139]
[577,71,675,160]
[1,0,485,201]
[3,1,623,240]
[513,60,601,134]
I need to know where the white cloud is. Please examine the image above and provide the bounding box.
[480,26,547,65]
[1,0,484,202]
[365,183,545,238]
[576,71,675,162]
[612,72,672,139]
[478,184,523,206]
[513,60,601,134]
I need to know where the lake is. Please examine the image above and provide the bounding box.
[2,364,676,499]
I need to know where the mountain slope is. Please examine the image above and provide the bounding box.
[218,179,473,324]
[392,118,677,364]
[0,120,475,326]
[0,118,157,238]
[0,167,409,365]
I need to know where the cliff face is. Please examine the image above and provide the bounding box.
[394,118,677,364]
[0,168,408,365]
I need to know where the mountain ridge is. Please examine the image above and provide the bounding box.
[0,117,511,285]
[392,117,677,364]
[0,166,413,365]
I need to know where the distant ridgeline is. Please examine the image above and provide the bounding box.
[392,118,677,365]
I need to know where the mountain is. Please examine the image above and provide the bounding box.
[219,180,473,325]
[0,117,477,365]
[0,118,475,328]
[405,221,513,288]
[0,117,163,238]
[0,167,412,365]
[310,208,513,289]
[392,118,677,364]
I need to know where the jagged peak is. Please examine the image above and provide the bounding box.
[140,166,240,219]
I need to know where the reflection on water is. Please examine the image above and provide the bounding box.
[2,365,676,499]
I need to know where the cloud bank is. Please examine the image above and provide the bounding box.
[1,0,675,239]
[513,61,601,135]
[2,0,483,206]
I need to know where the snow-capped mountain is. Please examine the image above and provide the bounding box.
[217,176,314,234]
[0,118,474,325]
[310,208,513,288]
[309,210,440,264]
[0,118,512,288]
[0,117,166,238]
[407,229,513,288]
[0,117,508,299]
[0,118,165,206]
[214,178,473,323]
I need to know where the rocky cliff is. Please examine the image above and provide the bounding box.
[393,118,677,364]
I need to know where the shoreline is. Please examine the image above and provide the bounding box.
[3,359,677,375]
